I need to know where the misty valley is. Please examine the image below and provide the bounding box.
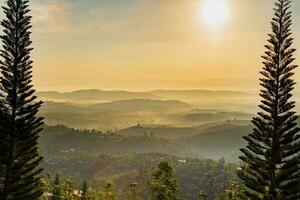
[36,89,259,199]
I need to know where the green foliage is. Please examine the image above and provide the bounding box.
[41,159,241,200]
[126,183,143,200]
[198,191,208,200]
[81,181,88,200]
[41,152,237,200]
[150,161,180,200]
[61,178,76,200]
[51,174,62,200]
[103,183,117,200]
[40,125,187,158]
[0,0,44,199]
[216,182,248,200]
[39,123,254,164]
[225,182,247,200]
[238,0,300,199]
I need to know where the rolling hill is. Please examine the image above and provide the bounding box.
[180,124,253,159]
[40,125,190,157]
[42,152,237,200]
[37,89,157,102]
[37,89,257,104]
[40,122,253,160]
[87,99,193,112]
[39,99,194,129]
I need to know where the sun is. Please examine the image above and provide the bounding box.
[202,0,229,26]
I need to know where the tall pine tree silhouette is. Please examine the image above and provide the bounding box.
[0,0,44,199]
[238,0,300,199]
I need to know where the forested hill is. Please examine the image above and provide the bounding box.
[40,125,244,199]
[180,124,252,158]
[42,152,238,200]
[40,123,251,160]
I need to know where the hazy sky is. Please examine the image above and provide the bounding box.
[2,0,300,92]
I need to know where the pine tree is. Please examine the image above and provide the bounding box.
[0,0,44,199]
[237,0,300,199]
[81,180,88,200]
[151,161,180,200]
[52,174,62,200]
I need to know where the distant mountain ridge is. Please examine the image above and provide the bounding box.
[87,99,192,112]
[37,89,157,101]
[37,89,254,102]
[41,99,193,113]
[149,89,254,99]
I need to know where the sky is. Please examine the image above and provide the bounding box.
[1,0,300,92]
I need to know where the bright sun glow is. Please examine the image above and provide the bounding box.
[202,0,229,26]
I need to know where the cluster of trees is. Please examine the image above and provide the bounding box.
[41,161,179,200]
[1,0,300,199]
[41,161,246,200]
[42,174,117,200]
[41,151,240,200]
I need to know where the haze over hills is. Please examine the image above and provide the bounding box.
[87,99,193,112]
[40,99,195,129]
[37,89,257,104]
[40,123,250,161]
[37,89,157,102]
[37,89,263,115]
[37,87,257,175]
[180,124,253,159]
[36,88,289,198]
[149,89,254,99]
[39,100,255,130]
[41,99,193,113]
